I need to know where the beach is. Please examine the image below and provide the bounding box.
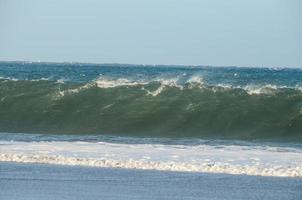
[1,162,301,200]
[1,0,302,199]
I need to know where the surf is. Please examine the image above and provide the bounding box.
[1,61,302,141]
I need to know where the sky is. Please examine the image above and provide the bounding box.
[0,0,301,67]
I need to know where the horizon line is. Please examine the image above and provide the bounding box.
[0,60,301,70]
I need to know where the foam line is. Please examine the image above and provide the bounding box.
[1,141,301,177]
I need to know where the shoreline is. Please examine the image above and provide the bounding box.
[1,162,301,200]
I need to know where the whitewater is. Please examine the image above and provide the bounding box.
[1,133,302,177]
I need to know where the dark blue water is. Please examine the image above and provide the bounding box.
[1,61,302,87]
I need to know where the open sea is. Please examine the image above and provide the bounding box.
[1,61,302,177]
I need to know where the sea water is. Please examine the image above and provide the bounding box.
[1,61,302,177]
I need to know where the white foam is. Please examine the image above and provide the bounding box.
[211,84,298,95]
[186,76,204,85]
[95,76,204,93]
[58,83,94,97]
[46,75,302,100]
[56,79,66,83]
[185,76,204,90]
[1,141,301,177]
[96,78,144,88]
[243,84,279,95]
[49,74,302,97]
[0,77,19,81]
[144,78,181,96]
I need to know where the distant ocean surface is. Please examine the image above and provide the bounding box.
[1,61,302,177]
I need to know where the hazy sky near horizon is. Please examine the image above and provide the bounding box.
[0,0,301,67]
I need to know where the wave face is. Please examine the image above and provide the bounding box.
[1,62,302,141]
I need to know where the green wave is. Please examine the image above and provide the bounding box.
[0,80,302,141]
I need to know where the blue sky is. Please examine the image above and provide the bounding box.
[0,0,301,67]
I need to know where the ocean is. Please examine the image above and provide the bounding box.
[1,61,302,177]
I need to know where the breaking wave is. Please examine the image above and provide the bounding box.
[1,77,302,141]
